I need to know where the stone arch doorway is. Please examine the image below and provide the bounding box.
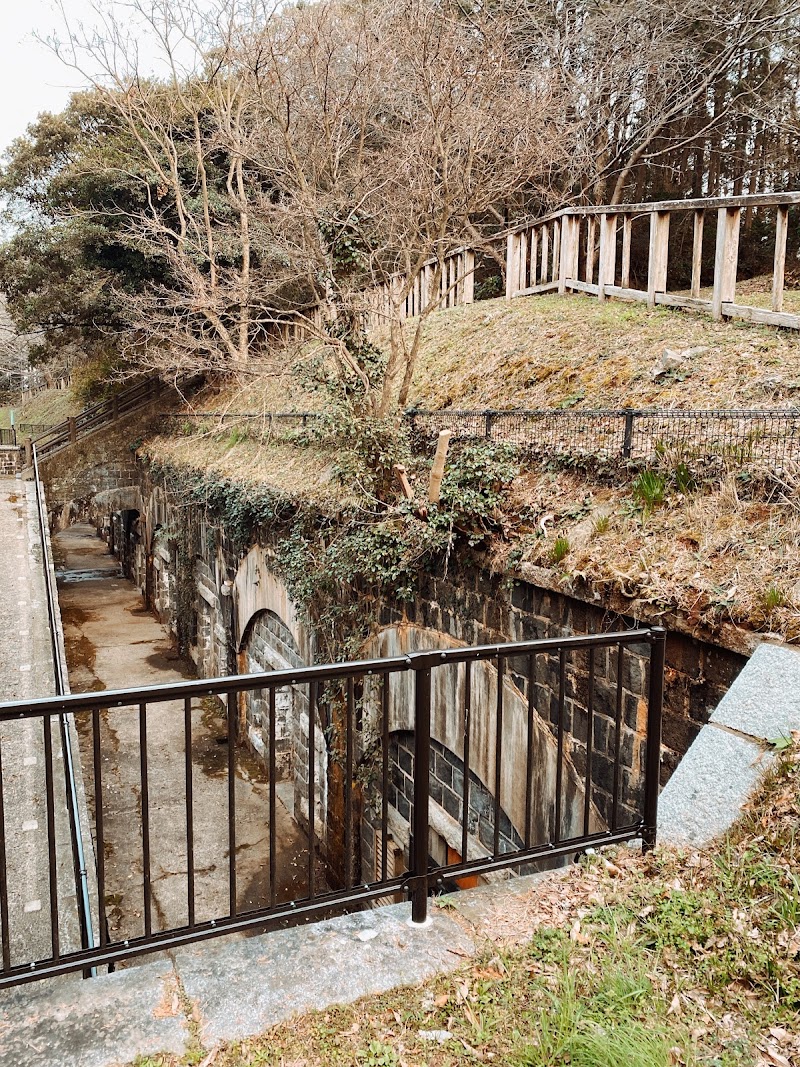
[236,608,327,845]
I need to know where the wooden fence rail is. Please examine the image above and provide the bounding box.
[268,247,476,344]
[263,191,800,345]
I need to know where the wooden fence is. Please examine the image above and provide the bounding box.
[268,247,476,344]
[263,191,800,345]
[505,191,800,329]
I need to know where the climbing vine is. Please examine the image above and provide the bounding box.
[140,437,520,662]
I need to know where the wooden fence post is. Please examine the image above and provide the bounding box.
[711,207,741,320]
[68,417,77,445]
[598,213,617,300]
[647,210,670,308]
[541,224,550,284]
[585,217,597,284]
[529,227,539,288]
[621,216,632,288]
[773,206,789,312]
[463,250,475,304]
[559,215,578,294]
[552,220,561,283]
[691,210,704,298]
[505,232,519,299]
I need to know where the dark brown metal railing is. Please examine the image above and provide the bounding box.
[0,626,664,987]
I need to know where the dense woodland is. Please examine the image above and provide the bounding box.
[1,0,800,406]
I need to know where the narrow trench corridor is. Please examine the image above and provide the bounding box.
[53,523,314,955]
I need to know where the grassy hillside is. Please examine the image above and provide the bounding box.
[149,294,800,644]
[191,293,800,416]
[0,388,78,429]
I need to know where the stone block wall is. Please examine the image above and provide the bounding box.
[387,569,745,784]
[0,448,18,475]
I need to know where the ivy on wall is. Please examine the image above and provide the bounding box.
[142,438,520,660]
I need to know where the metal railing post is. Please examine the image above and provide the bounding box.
[411,663,432,924]
[642,626,666,852]
[622,409,635,459]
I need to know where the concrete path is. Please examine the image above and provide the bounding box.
[0,477,84,968]
[54,524,317,950]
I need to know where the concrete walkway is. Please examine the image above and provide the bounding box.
[0,870,558,1067]
[54,524,318,948]
[0,477,84,969]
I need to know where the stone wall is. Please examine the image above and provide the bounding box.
[38,410,154,528]
[392,569,745,783]
[67,457,747,894]
[0,447,18,475]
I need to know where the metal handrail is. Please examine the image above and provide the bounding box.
[31,445,96,964]
[0,624,664,986]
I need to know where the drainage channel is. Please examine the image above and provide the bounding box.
[52,522,321,963]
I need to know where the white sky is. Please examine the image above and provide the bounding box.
[0,0,97,155]
[0,0,201,157]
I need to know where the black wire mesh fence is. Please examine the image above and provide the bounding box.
[405,408,800,469]
[164,407,800,471]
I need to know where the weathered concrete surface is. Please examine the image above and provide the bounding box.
[656,727,769,847]
[54,524,318,947]
[0,870,581,1067]
[0,478,85,965]
[0,958,187,1067]
[658,640,800,848]
[709,642,800,742]
[174,900,476,1048]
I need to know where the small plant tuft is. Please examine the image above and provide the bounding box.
[762,584,787,613]
[550,535,570,564]
[592,514,610,536]
[632,470,665,514]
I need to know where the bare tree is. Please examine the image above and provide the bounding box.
[48,0,568,407]
[237,0,569,415]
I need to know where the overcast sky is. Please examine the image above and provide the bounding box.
[0,0,193,157]
[0,0,95,155]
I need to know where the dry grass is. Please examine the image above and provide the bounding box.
[500,464,800,642]
[142,434,349,508]
[401,294,800,412]
[178,291,800,419]
[0,387,77,429]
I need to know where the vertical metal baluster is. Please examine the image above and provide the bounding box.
[345,676,354,888]
[139,703,152,937]
[184,697,195,928]
[0,737,9,972]
[524,655,535,850]
[307,681,317,898]
[612,645,624,831]
[227,692,237,917]
[268,687,277,908]
[461,662,472,865]
[381,673,389,882]
[554,649,566,844]
[583,649,595,837]
[92,707,107,947]
[493,656,505,856]
[43,714,59,960]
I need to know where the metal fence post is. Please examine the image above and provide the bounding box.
[411,663,432,924]
[485,410,494,440]
[642,627,666,852]
[622,409,635,459]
